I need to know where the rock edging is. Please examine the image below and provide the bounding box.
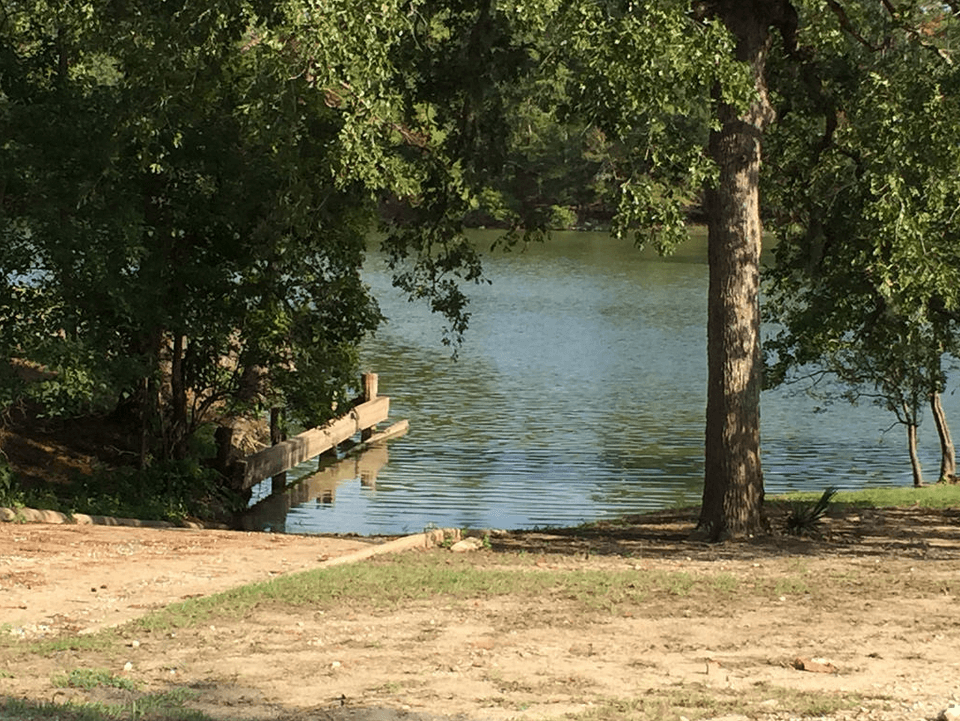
[0,505,228,529]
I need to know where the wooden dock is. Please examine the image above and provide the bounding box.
[236,373,406,491]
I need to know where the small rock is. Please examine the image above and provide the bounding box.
[939,705,960,721]
[793,656,838,674]
[123,661,133,671]
[450,537,484,553]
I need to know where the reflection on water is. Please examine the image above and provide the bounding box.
[242,229,960,535]
[243,445,389,533]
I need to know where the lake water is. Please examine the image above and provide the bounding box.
[244,229,959,535]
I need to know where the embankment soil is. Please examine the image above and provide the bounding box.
[2,505,960,721]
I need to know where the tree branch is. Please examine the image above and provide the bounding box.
[879,0,955,64]
[323,81,432,149]
[825,0,882,51]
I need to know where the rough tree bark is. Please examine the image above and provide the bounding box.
[699,0,795,540]
[930,391,956,481]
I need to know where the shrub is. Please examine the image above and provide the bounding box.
[786,486,839,536]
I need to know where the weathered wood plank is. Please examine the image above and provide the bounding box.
[315,528,457,568]
[361,373,379,441]
[340,420,409,455]
[241,396,390,489]
[362,419,409,445]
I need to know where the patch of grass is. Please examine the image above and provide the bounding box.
[0,690,210,720]
[771,483,960,509]
[749,570,814,599]
[131,552,745,631]
[752,682,869,716]
[0,630,122,666]
[706,572,740,596]
[772,576,812,596]
[565,682,865,720]
[24,631,121,657]
[660,571,696,596]
[52,668,139,692]
[566,689,728,721]
[133,688,204,717]
[132,559,594,629]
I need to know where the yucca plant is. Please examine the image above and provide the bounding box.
[785,486,839,536]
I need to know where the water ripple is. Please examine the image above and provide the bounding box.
[243,231,957,535]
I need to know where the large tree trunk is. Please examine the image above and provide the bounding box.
[930,391,956,481]
[699,2,785,540]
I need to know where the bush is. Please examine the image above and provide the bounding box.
[66,459,246,523]
[0,455,22,507]
[548,205,579,230]
[785,486,838,536]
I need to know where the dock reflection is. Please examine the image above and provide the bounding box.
[239,444,389,532]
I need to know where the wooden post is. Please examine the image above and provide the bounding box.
[270,407,286,494]
[363,372,378,401]
[241,395,389,489]
[361,373,378,441]
[214,425,233,475]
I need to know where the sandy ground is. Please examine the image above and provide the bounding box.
[2,507,960,721]
[0,521,384,637]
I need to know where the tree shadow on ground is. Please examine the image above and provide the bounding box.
[489,505,960,562]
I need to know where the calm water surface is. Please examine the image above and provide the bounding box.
[245,230,959,534]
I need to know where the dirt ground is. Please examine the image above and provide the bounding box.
[2,506,960,721]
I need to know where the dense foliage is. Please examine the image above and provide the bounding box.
[1,2,397,464]
[763,1,960,484]
[0,2,540,478]
[3,0,959,529]
[0,1,566,508]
